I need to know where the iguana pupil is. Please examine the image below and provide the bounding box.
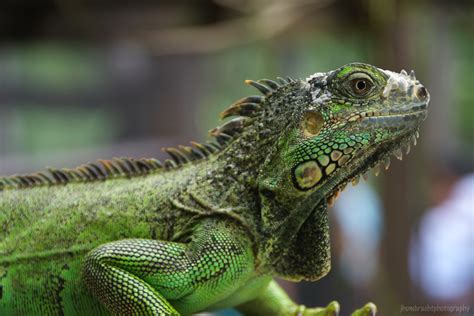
[353,79,369,93]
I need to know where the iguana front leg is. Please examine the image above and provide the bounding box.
[82,218,255,315]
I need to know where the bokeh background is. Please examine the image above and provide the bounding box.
[0,0,472,315]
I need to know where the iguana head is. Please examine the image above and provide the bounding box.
[288,62,429,204]
[247,62,429,280]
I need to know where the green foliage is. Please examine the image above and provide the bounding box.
[6,107,118,154]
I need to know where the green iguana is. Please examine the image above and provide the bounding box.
[0,63,429,316]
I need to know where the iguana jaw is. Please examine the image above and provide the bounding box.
[327,88,428,203]
[322,110,426,206]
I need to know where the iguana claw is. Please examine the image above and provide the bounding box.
[302,300,340,315]
[350,302,377,316]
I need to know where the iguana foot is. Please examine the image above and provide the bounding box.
[295,301,377,316]
[350,302,377,316]
[298,300,340,316]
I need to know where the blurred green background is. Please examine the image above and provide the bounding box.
[0,0,472,315]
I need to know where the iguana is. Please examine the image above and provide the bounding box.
[0,63,429,316]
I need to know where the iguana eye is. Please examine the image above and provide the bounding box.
[343,72,375,98]
[351,78,372,95]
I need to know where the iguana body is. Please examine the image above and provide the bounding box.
[0,63,429,315]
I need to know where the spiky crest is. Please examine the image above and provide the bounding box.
[0,76,291,191]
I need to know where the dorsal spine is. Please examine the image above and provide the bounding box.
[0,75,294,191]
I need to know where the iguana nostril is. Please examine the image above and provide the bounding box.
[416,86,427,100]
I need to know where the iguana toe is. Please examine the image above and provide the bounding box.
[351,302,377,316]
[302,300,340,316]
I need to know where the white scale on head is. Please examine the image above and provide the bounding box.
[306,73,331,105]
[381,69,418,98]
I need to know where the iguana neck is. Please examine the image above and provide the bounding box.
[214,81,309,187]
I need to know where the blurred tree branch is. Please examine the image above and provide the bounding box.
[138,0,334,55]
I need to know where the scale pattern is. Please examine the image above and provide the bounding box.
[83,220,255,315]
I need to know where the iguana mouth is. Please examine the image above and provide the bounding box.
[359,107,428,128]
[348,104,428,129]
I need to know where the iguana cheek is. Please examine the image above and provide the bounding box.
[292,146,356,191]
[293,160,322,190]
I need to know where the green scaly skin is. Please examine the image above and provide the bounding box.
[0,63,429,315]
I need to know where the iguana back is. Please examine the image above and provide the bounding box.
[0,162,200,314]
